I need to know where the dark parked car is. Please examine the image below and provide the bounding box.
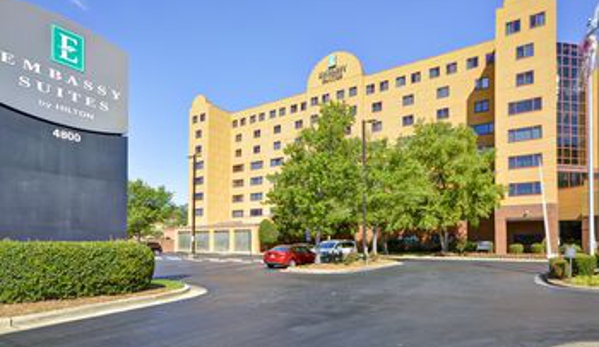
[144,241,163,255]
[263,244,316,268]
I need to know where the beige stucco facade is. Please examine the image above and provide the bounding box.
[184,0,598,255]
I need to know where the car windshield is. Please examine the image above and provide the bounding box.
[271,246,289,251]
[318,242,336,249]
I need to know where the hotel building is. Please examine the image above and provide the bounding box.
[181,0,598,255]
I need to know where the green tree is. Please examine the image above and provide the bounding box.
[164,204,188,228]
[127,179,176,240]
[400,122,504,252]
[258,219,279,250]
[268,103,361,243]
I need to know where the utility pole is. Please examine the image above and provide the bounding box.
[361,119,375,263]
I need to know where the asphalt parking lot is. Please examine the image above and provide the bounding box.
[1,256,599,347]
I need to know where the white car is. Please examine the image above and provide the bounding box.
[316,240,357,262]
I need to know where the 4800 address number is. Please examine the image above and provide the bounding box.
[52,129,82,143]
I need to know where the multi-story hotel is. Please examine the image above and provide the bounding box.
[181,0,598,255]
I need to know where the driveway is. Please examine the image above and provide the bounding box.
[1,257,598,347]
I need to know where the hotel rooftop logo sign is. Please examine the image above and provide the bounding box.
[0,0,128,134]
[319,54,347,85]
[51,25,85,73]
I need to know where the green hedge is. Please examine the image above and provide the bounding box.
[530,243,545,254]
[549,258,567,279]
[0,241,155,304]
[573,254,597,277]
[509,243,524,254]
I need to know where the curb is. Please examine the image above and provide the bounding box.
[394,255,548,264]
[535,273,599,293]
[0,284,207,335]
[283,261,403,275]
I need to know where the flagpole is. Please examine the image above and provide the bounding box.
[587,61,596,256]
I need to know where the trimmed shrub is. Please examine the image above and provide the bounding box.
[343,252,364,265]
[549,258,568,279]
[258,219,279,250]
[509,243,524,254]
[0,241,155,304]
[530,243,545,254]
[573,254,597,277]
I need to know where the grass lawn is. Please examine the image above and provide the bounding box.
[0,279,185,318]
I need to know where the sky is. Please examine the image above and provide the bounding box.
[21,0,599,204]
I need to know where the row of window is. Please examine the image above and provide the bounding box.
[232,209,264,218]
[506,12,546,36]
[232,192,264,203]
[232,158,284,173]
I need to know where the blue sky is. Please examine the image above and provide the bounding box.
[23,0,599,204]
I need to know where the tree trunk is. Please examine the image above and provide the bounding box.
[440,230,450,253]
[383,233,389,255]
[372,226,379,256]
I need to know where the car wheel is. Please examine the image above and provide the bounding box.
[288,260,297,268]
[266,264,275,269]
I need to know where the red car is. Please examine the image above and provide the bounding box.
[263,244,316,268]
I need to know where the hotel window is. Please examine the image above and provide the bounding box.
[192,115,198,124]
[250,209,263,217]
[380,80,389,92]
[273,141,282,150]
[250,176,263,186]
[506,19,521,35]
[300,102,307,111]
[530,12,546,28]
[232,210,244,218]
[516,43,535,59]
[232,120,238,128]
[509,182,541,197]
[411,72,421,84]
[254,129,261,138]
[402,115,414,127]
[311,97,318,106]
[194,192,204,201]
[271,157,284,167]
[350,105,357,116]
[472,122,494,136]
[396,76,406,87]
[195,160,204,170]
[232,179,244,188]
[475,77,490,90]
[259,113,265,121]
[349,86,357,97]
[467,57,479,70]
[290,104,298,114]
[366,84,375,95]
[486,52,496,64]
[250,193,263,202]
[279,107,286,116]
[508,125,543,142]
[253,145,261,154]
[336,90,345,100]
[372,102,383,113]
[508,97,542,115]
[250,115,256,123]
[195,145,202,155]
[274,125,281,134]
[195,208,204,217]
[446,62,458,75]
[269,110,277,119]
[437,108,450,120]
[232,164,244,173]
[372,121,383,133]
[232,195,244,203]
[235,149,242,157]
[345,126,352,135]
[516,70,534,86]
[250,161,263,170]
[509,154,542,169]
[200,113,206,122]
[310,114,319,125]
[474,99,490,113]
[195,130,202,138]
[429,67,440,79]
[194,177,204,185]
[240,118,246,126]
[295,120,303,129]
[322,94,330,103]
[437,86,450,99]
[402,94,415,106]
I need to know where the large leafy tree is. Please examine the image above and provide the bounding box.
[267,103,361,242]
[127,179,176,240]
[400,122,504,252]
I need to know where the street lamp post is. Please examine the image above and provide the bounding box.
[188,153,197,256]
[361,119,375,263]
